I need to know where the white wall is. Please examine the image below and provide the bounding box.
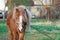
[0,0,7,11]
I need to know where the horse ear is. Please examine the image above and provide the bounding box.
[16,8,23,12]
[16,8,19,12]
[24,9,27,13]
[24,9,26,11]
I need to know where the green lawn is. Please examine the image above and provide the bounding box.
[0,21,60,40]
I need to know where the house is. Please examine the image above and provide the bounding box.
[30,0,60,19]
[0,0,7,19]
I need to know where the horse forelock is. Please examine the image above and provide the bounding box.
[13,5,26,19]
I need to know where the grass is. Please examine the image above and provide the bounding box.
[0,21,8,32]
[31,18,47,23]
[0,21,60,40]
[31,25,60,31]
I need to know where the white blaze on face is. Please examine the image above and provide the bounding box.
[18,15,23,31]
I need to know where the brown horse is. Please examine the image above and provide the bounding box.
[6,5,30,40]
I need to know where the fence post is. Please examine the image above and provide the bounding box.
[2,11,5,21]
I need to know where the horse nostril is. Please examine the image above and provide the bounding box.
[23,22,27,25]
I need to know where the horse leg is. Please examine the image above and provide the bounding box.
[19,32,25,40]
[8,28,13,40]
[13,31,16,40]
[9,31,13,40]
[16,32,19,40]
[13,31,19,40]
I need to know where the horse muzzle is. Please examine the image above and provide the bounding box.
[18,22,27,32]
[18,21,27,32]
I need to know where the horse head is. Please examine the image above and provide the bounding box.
[13,5,31,32]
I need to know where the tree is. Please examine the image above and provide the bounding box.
[6,0,14,10]
[6,0,30,10]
